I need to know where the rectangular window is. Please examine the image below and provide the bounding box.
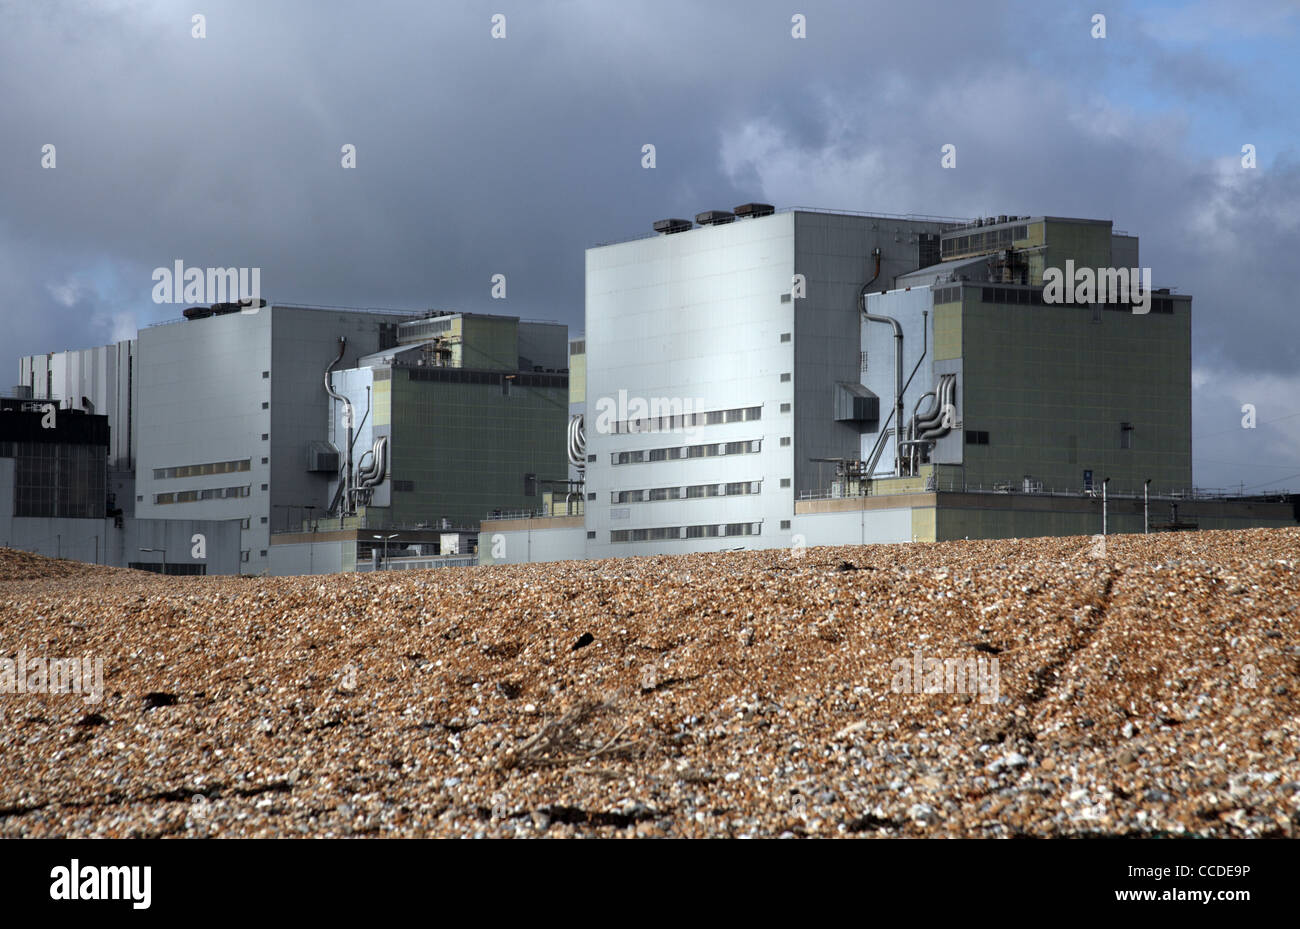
[780,520,791,530]
[780,403,791,413]
[780,478,791,488]
[154,458,252,480]
[780,332,791,342]
[780,373,791,382]
[780,436,791,446]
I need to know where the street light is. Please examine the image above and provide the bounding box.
[372,533,398,569]
[139,546,167,575]
[1102,477,1111,536]
[1144,478,1151,535]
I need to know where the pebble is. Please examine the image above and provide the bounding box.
[1,528,1297,838]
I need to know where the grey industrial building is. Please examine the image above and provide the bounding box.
[480,205,1297,565]
[9,206,1295,576]
[0,396,243,573]
[13,303,568,575]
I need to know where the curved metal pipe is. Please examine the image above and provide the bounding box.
[324,338,354,515]
[861,302,903,476]
[567,414,586,470]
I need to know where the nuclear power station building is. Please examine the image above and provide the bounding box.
[8,205,1296,575]
[480,206,1296,564]
[12,303,568,574]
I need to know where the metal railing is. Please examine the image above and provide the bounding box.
[797,482,1294,502]
[356,554,477,572]
[483,504,585,521]
[591,205,976,248]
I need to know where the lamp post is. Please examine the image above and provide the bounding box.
[372,533,398,570]
[305,506,317,573]
[1144,478,1151,534]
[139,546,167,575]
[1102,477,1110,536]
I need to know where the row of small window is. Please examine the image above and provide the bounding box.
[613,481,761,503]
[610,522,763,543]
[605,405,761,435]
[612,439,761,465]
[941,226,1028,256]
[154,485,251,504]
[153,458,251,480]
[965,431,990,445]
[981,286,1175,313]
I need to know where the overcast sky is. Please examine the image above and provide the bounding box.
[1,0,1297,490]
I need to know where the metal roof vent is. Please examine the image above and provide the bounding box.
[733,202,775,219]
[695,209,735,226]
[653,218,693,235]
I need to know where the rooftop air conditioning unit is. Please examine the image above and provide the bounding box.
[653,218,693,235]
[733,202,775,219]
[695,209,735,226]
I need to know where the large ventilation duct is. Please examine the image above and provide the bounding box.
[567,414,586,471]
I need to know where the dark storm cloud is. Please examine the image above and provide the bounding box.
[1,0,1296,487]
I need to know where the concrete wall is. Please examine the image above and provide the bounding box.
[584,212,796,557]
[793,504,916,547]
[1,457,242,573]
[134,309,273,572]
[135,306,405,574]
[268,538,347,575]
[270,307,403,534]
[793,212,947,495]
[477,516,587,564]
[935,493,1296,541]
